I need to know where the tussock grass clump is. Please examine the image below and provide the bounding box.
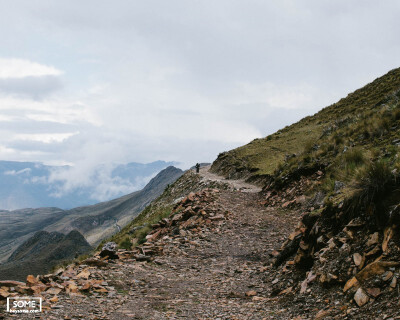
[346,160,398,226]
[333,134,344,146]
[342,148,366,172]
[321,175,336,193]
[119,236,133,250]
[355,161,393,201]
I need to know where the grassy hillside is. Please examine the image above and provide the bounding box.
[0,230,91,281]
[211,68,400,187]
[0,207,66,263]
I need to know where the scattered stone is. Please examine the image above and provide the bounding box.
[315,309,332,320]
[134,254,152,262]
[382,227,394,252]
[365,246,381,257]
[366,287,381,298]
[77,268,91,279]
[300,271,316,294]
[354,288,369,307]
[390,276,397,288]
[100,242,119,259]
[334,181,345,192]
[353,253,363,266]
[357,261,400,282]
[82,258,108,267]
[344,277,359,292]
[366,232,379,247]
[0,287,10,299]
[2,168,399,318]
[47,287,62,295]
[0,280,25,287]
[382,271,393,282]
[26,275,39,286]
[245,290,257,297]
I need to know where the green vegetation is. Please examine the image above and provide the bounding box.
[211,68,400,190]
[0,230,92,281]
[344,160,400,226]
[212,120,321,180]
[343,148,365,169]
[211,67,400,235]
[111,204,173,249]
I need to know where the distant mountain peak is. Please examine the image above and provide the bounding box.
[0,160,178,210]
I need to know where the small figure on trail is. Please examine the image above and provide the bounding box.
[195,163,200,173]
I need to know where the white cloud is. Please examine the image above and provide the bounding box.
[29,175,48,184]
[0,58,62,79]
[48,163,149,201]
[13,132,79,144]
[4,168,31,175]
[0,59,64,98]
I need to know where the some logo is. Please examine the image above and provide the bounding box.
[6,297,42,313]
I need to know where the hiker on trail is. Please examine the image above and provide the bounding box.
[195,163,200,173]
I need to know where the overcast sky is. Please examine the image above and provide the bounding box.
[0,0,399,174]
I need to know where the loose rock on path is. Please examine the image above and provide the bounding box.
[2,168,299,319]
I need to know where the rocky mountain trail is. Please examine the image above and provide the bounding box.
[199,165,262,194]
[2,166,400,319]
[0,169,303,319]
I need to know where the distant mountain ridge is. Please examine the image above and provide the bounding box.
[0,160,176,210]
[0,166,184,266]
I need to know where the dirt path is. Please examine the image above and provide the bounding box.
[198,166,262,193]
[14,169,301,319]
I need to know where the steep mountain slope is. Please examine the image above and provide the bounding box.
[209,67,400,316]
[49,166,184,245]
[0,166,183,263]
[0,160,175,210]
[0,207,66,263]
[211,67,400,185]
[0,230,91,281]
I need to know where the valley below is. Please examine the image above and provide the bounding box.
[0,166,183,280]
